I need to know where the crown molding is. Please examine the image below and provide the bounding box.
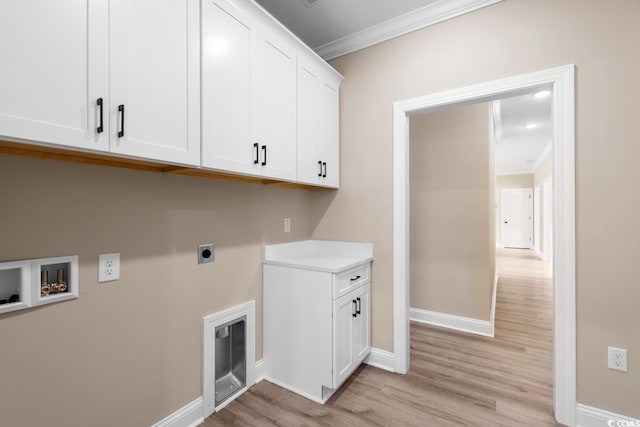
[314,0,503,60]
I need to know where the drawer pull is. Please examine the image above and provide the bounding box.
[352,300,357,317]
[350,275,361,282]
[356,297,361,315]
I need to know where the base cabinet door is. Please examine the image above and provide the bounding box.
[201,0,261,175]
[332,291,355,388]
[352,283,371,361]
[0,0,109,152]
[109,0,200,166]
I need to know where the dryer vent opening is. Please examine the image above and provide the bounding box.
[214,317,246,407]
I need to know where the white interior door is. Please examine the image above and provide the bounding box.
[501,188,533,249]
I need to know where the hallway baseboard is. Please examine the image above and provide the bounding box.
[410,307,494,337]
[411,274,498,338]
[577,403,640,427]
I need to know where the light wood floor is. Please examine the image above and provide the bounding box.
[203,249,559,426]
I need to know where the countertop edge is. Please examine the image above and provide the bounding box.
[262,257,373,274]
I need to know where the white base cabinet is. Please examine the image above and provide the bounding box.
[263,241,373,404]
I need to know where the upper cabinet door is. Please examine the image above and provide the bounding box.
[317,78,340,188]
[109,0,200,166]
[297,61,321,185]
[297,57,340,188]
[0,0,109,152]
[201,0,260,175]
[258,29,297,182]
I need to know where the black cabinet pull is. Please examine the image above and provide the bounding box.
[318,161,323,177]
[352,300,357,317]
[118,104,125,138]
[350,275,361,282]
[322,162,327,178]
[261,145,267,166]
[96,98,104,134]
[253,143,259,164]
[356,297,361,315]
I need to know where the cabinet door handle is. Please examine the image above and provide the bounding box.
[253,143,259,164]
[96,98,104,134]
[350,275,361,282]
[356,297,361,315]
[261,145,267,166]
[117,104,125,138]
[352,300,357,317]
[318,161,323,177]
[322,162,327,178]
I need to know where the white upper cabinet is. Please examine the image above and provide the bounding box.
[0,0,109,152]
[297,56,341,188]
[201,0,259,175]
[109,0,200,166]
[256,29,297,181]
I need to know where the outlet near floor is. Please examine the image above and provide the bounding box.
[608,347,628,372]
[98,253,120,283]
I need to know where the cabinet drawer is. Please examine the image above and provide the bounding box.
[333,263,370,299]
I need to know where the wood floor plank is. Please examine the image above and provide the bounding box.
[202,248,562,426]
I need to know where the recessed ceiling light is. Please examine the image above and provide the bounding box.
[534,90,551,99]
[525,123,538,130]
[300,0,323,8]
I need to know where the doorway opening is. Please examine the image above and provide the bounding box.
[392,66,575,425]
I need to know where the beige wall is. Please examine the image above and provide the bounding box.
[409,103,494,320]
[534,154,553,257]
[312,0,640,417]
[495,174,534,246]
[0,156,312,427]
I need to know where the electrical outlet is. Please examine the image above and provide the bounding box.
[198,243,215,264]
[98,253,120,283]
[608,347,628,372]
[284,218,291,233]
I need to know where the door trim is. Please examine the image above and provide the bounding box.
[392,65,575,425]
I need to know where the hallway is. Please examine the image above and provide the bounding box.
[203,249,557,426]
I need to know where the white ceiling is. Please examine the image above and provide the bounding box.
[495,88,553,176]
[254,0,440,49]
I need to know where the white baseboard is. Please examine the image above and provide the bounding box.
[577,403,640,427]
[152,359,265,427]
[410,307,494,337]
[151,397,204,427]
[364,347,395,372]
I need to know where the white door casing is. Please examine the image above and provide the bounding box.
[534,185,541,254]
[392,65,575,426]
[501,188,533,249]
[543,176,554,261]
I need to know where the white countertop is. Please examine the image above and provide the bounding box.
[263,240,373,273]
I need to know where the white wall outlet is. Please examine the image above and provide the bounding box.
[98,253,120,283]
[608,347,628,372]
[284,218,291,233]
